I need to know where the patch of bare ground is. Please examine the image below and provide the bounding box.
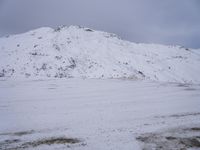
[20,137,81,148]
[0,137,82,150]
[177,83,191,87]
[155,112,200,119]
[0,139,21,150]
[184,88,197,91]
[0,130,35,136]
[136,126,200,150]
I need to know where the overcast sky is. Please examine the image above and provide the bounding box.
[0,0,200,48]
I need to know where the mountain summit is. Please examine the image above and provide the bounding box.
[0,26,200,83]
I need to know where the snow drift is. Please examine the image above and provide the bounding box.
[0,25,200,83]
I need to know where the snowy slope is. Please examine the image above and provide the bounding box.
[0,25,200,83]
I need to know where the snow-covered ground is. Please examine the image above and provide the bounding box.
[0,79,200,150]
[1,26,200,149]
[1,26,200,83]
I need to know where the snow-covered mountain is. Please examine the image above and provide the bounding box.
[0,25,200,83]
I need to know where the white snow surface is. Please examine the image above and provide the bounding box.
[0,25,200,83]
[0,79,200,150]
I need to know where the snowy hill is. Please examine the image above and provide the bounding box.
[0,25,200,83]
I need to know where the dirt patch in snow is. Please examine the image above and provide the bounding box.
[136,126,200,150]
[177,83,191,87]
[0,130,35,136]
[20,137,80,147]
[0,137,82,150]
[184,88,197,91]
[155,112,200,119]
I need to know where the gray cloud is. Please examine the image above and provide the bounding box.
[0,0,200,48]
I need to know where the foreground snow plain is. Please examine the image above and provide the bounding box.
[0,79,200,150]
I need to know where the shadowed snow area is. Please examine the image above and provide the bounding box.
[0,26,200,83]
[0,79,200,150]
